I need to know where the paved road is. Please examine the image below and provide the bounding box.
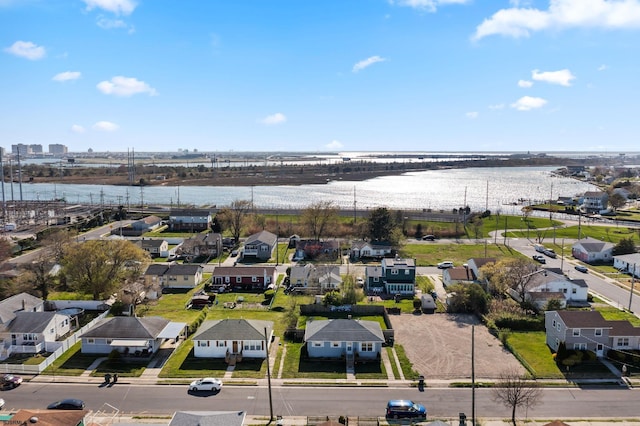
[4,382,639,418]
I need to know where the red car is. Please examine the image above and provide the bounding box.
[0,373,22,389]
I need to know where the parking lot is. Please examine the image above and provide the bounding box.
[390,313,526,379]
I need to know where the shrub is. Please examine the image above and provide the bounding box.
[108,349,121,361]
[264,289,275,301]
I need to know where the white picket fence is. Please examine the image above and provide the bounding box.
[0,310,109,374]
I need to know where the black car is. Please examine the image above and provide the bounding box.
[423,235,437,241]
[47,398,85,410]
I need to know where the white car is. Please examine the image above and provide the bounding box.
[0,397,4,409]
[189,378,223,392]
[437,261,454,269]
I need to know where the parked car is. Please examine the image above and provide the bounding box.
[47,398,85,410]
[230,249,239,257]
[437,261,454,269]
[0,373,22,389]
[532,255,546,264]
[189,377,223,392]
[386,399,427,420]
[575,265,588,273]
[0,398,4,409]
[543,248,557,259]
[423,235,437,241]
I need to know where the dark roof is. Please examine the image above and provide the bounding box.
[7,311,60,333]
[574,237,614,253]
[166,264,203,275]
[212,266,276,276]
[305,319,384,343]
[145,264,170,276]
[351,240,392,249]
[140,239,166,248]
[192,319,274,341]
[555,310,611,328]
[82,316,170,339]
[170,209,212,216]
[170,411,246,426]
[445,266,475,281]
[609,320,640,337]
[365,266,382,277]
[245,230,277,246]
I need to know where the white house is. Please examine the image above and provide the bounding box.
[513,270,589,309]
[0,292,44,326]
[192,319,273,361]
[0,311,71,359]
[613,253,640,278]
[572,237,615,264]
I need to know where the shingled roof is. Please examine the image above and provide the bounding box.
[82,316,170,339]
[304,319,384,343]
[192,319,274,341]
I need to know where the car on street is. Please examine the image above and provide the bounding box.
[189,377,223,392]
[437,261,454,269]
[0,373,22,389]
[47,398,85,410]
[575,265,588,273]
[532,255,546,264]
[423,235,437,241]
[0,398,4,409]
[386,399,427,420]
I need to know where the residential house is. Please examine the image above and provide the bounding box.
[442,266,476,287]
[304,318,384,361]
[8,409,88,426]
[144,264,170,288]
[0,311,72,359]
[294,239,340,261]
[81,316,186,356]
[0,292,44,326]
[350,240,393,260]
[572,237,615,264]
[192,319,273,361]
[157,264,204,290]
[613,253,640,278]
[137,238,169,258]
[179,233,222,261]
[288,264,342,292]
[168,208,212,232]
[511,269,588,309]
[243,230,277,261]
[579,191,609,214]
[545,310,640,357]
[364,265,384,294]
[380,257,416,295]
[211,266,277,292]
[169,411,246,426]
[466,258,496,284]
[131,215,163,233]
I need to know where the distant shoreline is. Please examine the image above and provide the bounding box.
[25,156,599,187]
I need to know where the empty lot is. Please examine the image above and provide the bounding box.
[391,313,526,379]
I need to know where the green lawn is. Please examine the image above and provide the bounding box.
[280,342,346,379]
[232,358,267,379]
[385,347,400,379]
[136,289,203,322]
[41,341,101,376]
[159,340,228,378]
[90,359,147,377]
[354,358,387,379]
[505,332,562,378]
[393,343,420,380]
[598,306,640,326]
[400,243,524,267]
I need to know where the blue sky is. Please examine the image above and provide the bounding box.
[2,0,640,154]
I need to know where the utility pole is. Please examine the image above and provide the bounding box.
[629,264,636,313]
[264,327,274,422]
[471,325,475,426]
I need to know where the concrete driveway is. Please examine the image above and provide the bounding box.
[390,313,526,380]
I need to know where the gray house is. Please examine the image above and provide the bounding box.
[243,230,277,261]
[81,316,186,356]
[545,310,612,357]
[0,292,44,326]
[304,318,384,360]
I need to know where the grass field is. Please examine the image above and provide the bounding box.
[400,243,525,267]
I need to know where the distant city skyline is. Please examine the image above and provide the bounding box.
[2,1,640,153]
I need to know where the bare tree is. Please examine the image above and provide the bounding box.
[217,199,253,243]
[484,257,539,303]
[492,368,542,426]
[301,201,338,241]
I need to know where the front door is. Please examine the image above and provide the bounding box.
[346,343,353,355]
[596,343,604,357]
[232,341,238,353]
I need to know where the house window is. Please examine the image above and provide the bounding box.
[552,320,556,328]
[106,339,112,344]
[373,277,379,282]
[87,338,95,344]
[361,342,373,352]
[572,288,577,294]
[617,338,630,347]
[595,329,602,336]
[405,270,410,275]
[217,341,227,347]
[573,329,580,337]
[391,270,398,275]
[556,323,561,332]
[225,277,230,283]
[183,275,189,281]
[555,338,559,349]
[573,343,587,350]
[312,342,323,347]
[236,276,242,283]
[252,276,258,282]
[562,288,567,294]
[198,341,210,347]
[331,342,340,348]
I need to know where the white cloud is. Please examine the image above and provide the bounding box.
[53,71,82,82]
[93,121,119,131]
[71,124,85,133]
[97,16,126,29]
[511,96,548,111]
[489,103,505,110]
[390,0,470,12]
[532,68,575,86]
[598,64,608,71]
[466,111,479,119]
[473,0,640,40]
[259,113,287,125]
[326,140,344,149]
[83,0,137,15]
[97,76,157,97]
[352,56,386,73]
[518,79,533,88]
[4,40,45,60]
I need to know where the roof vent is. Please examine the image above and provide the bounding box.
[29,417,39,423]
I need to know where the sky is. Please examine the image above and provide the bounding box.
[2,0,640,154]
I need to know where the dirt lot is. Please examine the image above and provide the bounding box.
[390,313,526,379]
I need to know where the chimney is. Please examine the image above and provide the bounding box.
[22,299,26,311]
